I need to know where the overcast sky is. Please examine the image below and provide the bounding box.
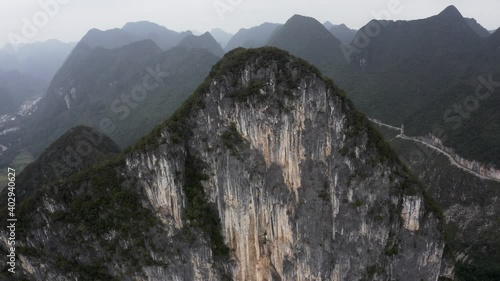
[0,0,499,47]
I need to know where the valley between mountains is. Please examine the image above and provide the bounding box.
[0,4,498,281]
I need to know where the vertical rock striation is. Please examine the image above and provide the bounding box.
[2,47,445,280]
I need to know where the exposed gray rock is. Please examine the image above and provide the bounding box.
[1,48,445,280]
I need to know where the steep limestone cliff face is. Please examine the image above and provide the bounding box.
[386,137,500,280]
[2,48,445,281]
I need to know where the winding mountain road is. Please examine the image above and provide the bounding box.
[368,118,500,183]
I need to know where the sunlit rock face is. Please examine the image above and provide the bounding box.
[126,49,445,280]
[402,196,422,231]
[3,48,446,281]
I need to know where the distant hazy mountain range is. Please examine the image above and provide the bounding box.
[0,40,75,115]
[1,47,448,281]
[16,41,219,159]
[0,70,46,114]
[225,22,282,52]
[0,39,76,82]
[0,6,499,281]
[210,28,233,49]
[81,21,193,50]
[323,21,358,43]
[267,6,499,170]
[2,9,498,169]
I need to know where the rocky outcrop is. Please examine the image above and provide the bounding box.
[1,47,445,280]
[388,136,500,280]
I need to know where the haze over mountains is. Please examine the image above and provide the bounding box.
[14,41,219,162]
[0,21,226,167]
[81,21,193,50]
[210,28,233,49]
[348,6,500,167]
[177,32,225,57]
[224,22,282,52]
[0,71,46,115]
[1,47,448,281]
[323,21,358,43]
[260,5,500,169]
[268,15,347,78]
[0,5,499,281]
[0,40,75,116]
[0,39,76,82]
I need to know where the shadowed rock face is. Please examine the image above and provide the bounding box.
[1,48,445,281]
